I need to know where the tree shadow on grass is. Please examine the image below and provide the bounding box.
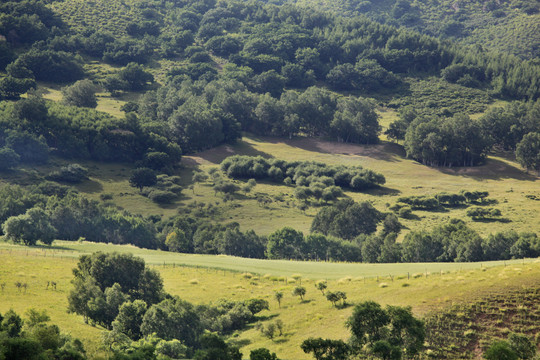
[250,135,407,163]
[256,314,279,322]
[228,339,251,347]
[183,140,273,166]
[436,157,538,182]
[76,179,103,193]
[363,186,401,196]
[471,218,512,223]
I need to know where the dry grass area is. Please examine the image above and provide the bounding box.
[1,245,539,359]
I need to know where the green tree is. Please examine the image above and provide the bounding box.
[2,208,56,245]
[301,338,350,360]
[293,286,306,301]
[5,131,49,164]
[274,292,283,308]
[484,341,518,360]
[311,200,381,240]
[515,132,540,175]
[0,148,20,171]
[347,301,425,358]
[315,281,327,295]
[141,296,202,347]
[266,227,305,259]
[508,333,536,360]
[62,79,98,108]
[330,97,380,144]
[2,309,23,337]
[250,348,279,360]
[112,300,147,340]
[129,168,157,192]
[117,63,154,91]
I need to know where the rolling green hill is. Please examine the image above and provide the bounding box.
[1,242,539,359]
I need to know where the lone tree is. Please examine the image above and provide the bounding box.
[315,281,327,295]
[62,79,98,108]
[516,132,540,175]
[129,168,157,191]
[274,291,283,308]
[293,286,306,301]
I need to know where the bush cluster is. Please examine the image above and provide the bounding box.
[221,155,385,192]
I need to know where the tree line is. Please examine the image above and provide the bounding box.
[0,96,181,168]
[2,184,538,263]
[386,100,540,170]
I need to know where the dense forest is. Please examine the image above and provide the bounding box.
[1,0,539,169]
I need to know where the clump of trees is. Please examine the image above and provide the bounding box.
[0,309,87,359]
[221,156,385,192]
[0,184,158,248]
[311,199,382,240]
[302,301,425,360]
[0,97,182,166]
[404,114,490,167]
[67,252,270,359]
[401,221,539,262]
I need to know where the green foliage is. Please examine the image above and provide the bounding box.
[516,132,540,173]
[347,301,425,358]
[9,49,84,83]
[0,309,86,360]
[117,63,154,91]
[301,338,350,360]
[484,341,518,360]
[311,200,381,240]
[4,131,48,164]
[2,207,56,245]
[0,147,20,170]
[221,155,385,193]
[141,296,201,347]
[68,252,164,328]
[129,168,157,191]
[62,80,98,108]
[466,207,502,221]
[293,286,306,301]
[250,348,279,360]
[405,114,490,167]
[266,227,304,260]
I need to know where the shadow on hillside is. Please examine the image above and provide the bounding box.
[436,158,538,182]
[249,135,406,163]
[77,179,103,193]
[183,140,273,166]
[27,243,76,251]
[472,218,512,223]
[364,186,401,196]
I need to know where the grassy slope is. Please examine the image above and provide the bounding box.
[2,122,538,239]
[0,243,539,359]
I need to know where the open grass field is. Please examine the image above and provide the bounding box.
[1,242,539,359]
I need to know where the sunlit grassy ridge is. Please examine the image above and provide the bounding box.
[1,243,539,359]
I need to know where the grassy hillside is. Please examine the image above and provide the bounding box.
[2,129,537,240]
[1,242,539,359]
